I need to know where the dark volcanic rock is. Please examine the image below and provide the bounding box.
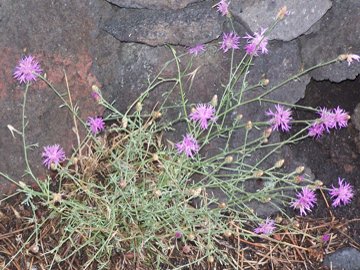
[104,1,225,46]
[300,0,360,82]
[323,247,360,270]
[106,0,202,10]
[231,0,332,41]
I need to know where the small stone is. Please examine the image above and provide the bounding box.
[323,247,360,270]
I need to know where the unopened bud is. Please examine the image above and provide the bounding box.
[136,102,143,112]
[235,114,243,122]
[207,255,215,263]
[152,153,159,161]
[253,170,264,178]
[245,121,253,130]
[50,163,57,171]
[275,215,283,224]
[191,107,196,114]
[274,159,285,168]
[122,117,128,129]
[225,156,233,163]
[262,138,269,144]
[152,111,162,119]
[18,181,27,189]
[338,54,348,61]
[314,180,323,187]
[211,95,218,107]
[119,180,127,189]
[218,202,227,209]
[188,233,196,241]
[29,244,39,253]
[153,189,162,197]
[276,6,288,20]
[295,166,305,174]
[190,187,202,197]
[263,128,272,138]
[92,85,100,92]
[224,230,232,237]
[261,78,270,86]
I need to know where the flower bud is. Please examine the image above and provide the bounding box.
[245,121,253,130]
[211,95,218,107]
[276,6,288,20]
[338,54,348,61]
[275,215,283,224]
[136,102,143,112]
[153,189,162,197]
[50,163,57,171]
[261,78,270,86]
[122,117,128,129]
[152,153,159,161]
[188,233,196,241]
[314,180,323,187]
[207,255,215,263]
[225,155,233,163]
[253,170,264,178]
[274,159,285,168]
[224,230,232,237]
[152,111,162,119]
[295,166,305,174]
[218,202,227,209]
[119,180,127,189]
[235,114,243,122]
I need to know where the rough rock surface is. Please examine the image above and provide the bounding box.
[106,0,202,10]
[323,247,360,270]
[299,0,360,82]
[231,0,332,41]
[104,1,225,46]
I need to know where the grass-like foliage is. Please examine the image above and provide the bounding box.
[0,6,356,269]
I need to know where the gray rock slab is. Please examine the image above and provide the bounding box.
[324,247,360,270]
[299,0,360,82]
[106,0,202,10]
[103,1,225,46]
[231,0,332,41]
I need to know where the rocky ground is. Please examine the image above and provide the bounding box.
[0,0,359,269]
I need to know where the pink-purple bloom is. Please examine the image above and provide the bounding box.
[266,104,292,132]
[254,218,275,235]
[188,44,206,56]
[42,144,66,169]
[318,107,336,132]
[87,116,105,134]
[243,28,269,56]
[215,0,229,16]
[13,55,43,84]
[332,106,350,129]
[345,54,360,66]
[308,122,325,138]
[291,187,317,216]
[189,104,216,130]
[175,231,183,239]
[176,134,200,158]
[329,177,354,207]
[321,234,331,242]
[221,32,240,53]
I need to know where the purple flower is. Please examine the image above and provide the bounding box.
[329,177,354,207]
[332,106,350,129]
[318,107,336,132]
[42,144,66,169]
[308,122,325,138]
[190,104,216,130]
[215,0,229,16]
[188,44,206,56]
[87,116,105,135]
[176,134,200,158]
[91,91,101,102]
[254,218,275,235]
[266,104,292,132]
[345,54,360,66]
[291,187,317,216]
[321,234,331,242]
[243,28,269,56]
[221,32,240,53]
[13,55,43,84]
[175,231,182,239]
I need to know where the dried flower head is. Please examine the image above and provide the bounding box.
[266,104,292,132]
[254,218,275,235]
[243,28,269,56]
[42,144,66,169]
[87,116,105,135]
[188,44,206,56]
[221,32,240,53]
[291,187,317,216]
[176,134,200,158]
[215,0,229,16]
[14,55,42,84]
[189,104,216,130]
[329,177,354,207]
